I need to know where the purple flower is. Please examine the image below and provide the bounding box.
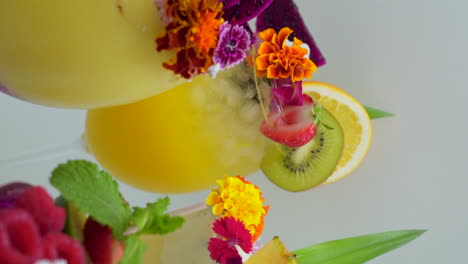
[213,22,252,69]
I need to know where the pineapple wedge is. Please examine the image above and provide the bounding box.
[246,236,298,264]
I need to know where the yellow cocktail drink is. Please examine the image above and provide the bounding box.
[0,0,182,108]
[85,68,268,193]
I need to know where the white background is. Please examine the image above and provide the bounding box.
[1,0,467,263]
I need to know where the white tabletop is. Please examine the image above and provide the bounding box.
[1,0,467,263]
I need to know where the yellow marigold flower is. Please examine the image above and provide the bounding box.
[255,27,317,82]
[206,175,268,241]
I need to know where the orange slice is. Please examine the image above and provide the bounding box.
[303,81,372,183]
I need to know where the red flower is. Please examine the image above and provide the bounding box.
[208,217,253,264]
[208,238,241,264]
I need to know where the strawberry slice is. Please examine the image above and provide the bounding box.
[260,99,316,148]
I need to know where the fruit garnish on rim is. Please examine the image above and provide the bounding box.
[303,82,373,184]
[260,94,318,148]
[249,22,346,191]
[261,108,344,192]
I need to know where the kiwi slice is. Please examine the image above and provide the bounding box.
[261,108,344,192]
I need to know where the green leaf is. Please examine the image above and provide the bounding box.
[131,197,185,235]
[313,103,323,126]
[293,229,426,264]
[321,122,335,130]
[365,106,394,119]
[119,235,148,264]
[50,160,131,240]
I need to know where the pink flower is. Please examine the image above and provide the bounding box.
[208,217,253,264]
[213,22,253,69]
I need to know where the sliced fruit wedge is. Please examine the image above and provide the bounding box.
[223,0,274,25]
[303,81,372,184]
[245,236,298,263]
[141,203,215,264]
[260,103,317,148]
[261,108,344,192]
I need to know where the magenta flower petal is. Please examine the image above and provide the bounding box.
[213,22,252,69]
[208,217,254,264]
[208,238,240,264]
[271,79,304,109]
[226,256,243,264]
[212,217,253,253]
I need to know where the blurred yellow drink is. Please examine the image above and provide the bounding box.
[0,0,183,109]
[141,203,215,263]
[85,67,268,193]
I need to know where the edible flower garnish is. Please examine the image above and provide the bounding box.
[252,27,321,148]
[206,175,269,242]
[213,22,253,70]
[208,217,253,264]
[153,0,327,148]
[155,0,266,79]
[156,0,224,79]
[255,27,317,82]
[255,0,326,67]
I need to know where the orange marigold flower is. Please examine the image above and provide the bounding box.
[255,27,317,82]
[156,0,224,79]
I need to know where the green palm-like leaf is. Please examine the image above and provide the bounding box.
[293,229,426,264]
[365,106,394,119]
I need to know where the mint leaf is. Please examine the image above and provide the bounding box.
[313,103,323,126]
[131,197,185,235]
[365,106,394,119]
[120,235,147,264]
[312,102,334,130]
[50,160,131,239]
[293,230,426,264]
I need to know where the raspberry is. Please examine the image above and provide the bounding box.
[14,186,66,235]
[42,233,85,264]
[0,208,42,264]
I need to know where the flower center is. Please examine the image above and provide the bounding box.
[189,10,222,53]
